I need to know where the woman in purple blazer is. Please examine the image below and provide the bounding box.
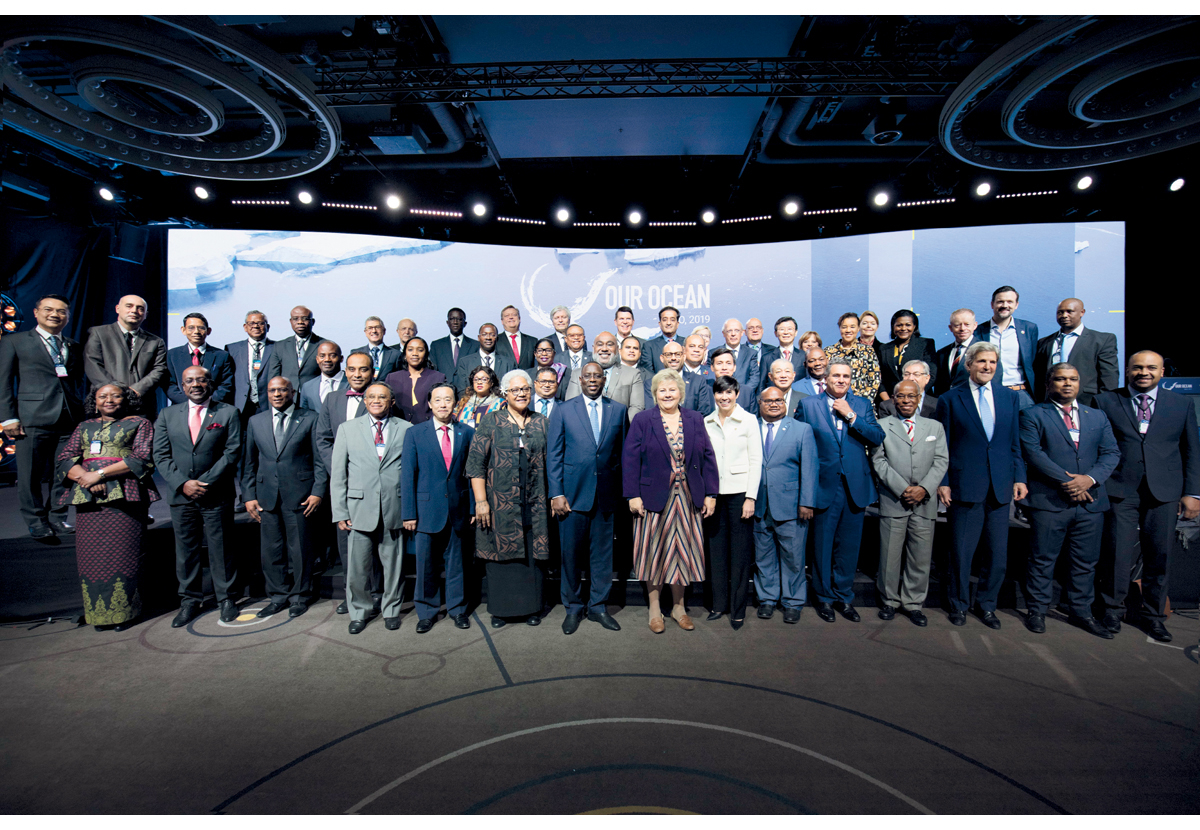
[623,369,719,634]
[385,337,446,424]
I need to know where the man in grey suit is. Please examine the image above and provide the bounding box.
[428,308,478,379]
[593,332,645,422]
[83,294,168,420]
[224,310,277,419]
[330,382,410,634]
[299,341,345,412]
[870,380,949,626]
[269,305,325,391]
[453,323,516,392]
[1033,298,1120,407]
[350,316,402,381]
[753,387,818,623]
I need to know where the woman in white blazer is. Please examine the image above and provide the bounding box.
[703,375,763,629]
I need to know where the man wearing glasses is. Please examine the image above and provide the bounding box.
[878,360,938,418]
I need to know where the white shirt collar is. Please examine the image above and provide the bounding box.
[36,326,64,342]
[1129,384,1158,400]
[116,321,139,335]
[322,370,345,385]
[969,379,991,394]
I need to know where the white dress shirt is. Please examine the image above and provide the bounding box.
[319,370,345,404]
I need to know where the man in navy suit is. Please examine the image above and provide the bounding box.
[753,387,818,623]
[549,362,628,634]
[974,286,1038,409]
[932,308,978,396]
[935,342,1028,629]
[1019,363,1121,638]
[269,305,326,391]
[299,341,345,412]
[401,382,475,633]
[795,358,884,622]
[166,312,234,405]
[499,305,538,370]
[794,347,829,398]
[428,308,477,379]
[242,377,327,619]
[1033,299,1120,407]
[1094,351,1200,642]
[644,305,683,373]
[763,316,807,390]
[709,318,759,390]
[711,348,760,415]
[350,316,402,381]
[643,340,714,415]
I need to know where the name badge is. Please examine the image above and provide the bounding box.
[55,363,68,378]
[1139,421,1150,434]
[89,440,102,455]
[252,359,262,371]
[835,418,843,431]
[1068,429,1080,443]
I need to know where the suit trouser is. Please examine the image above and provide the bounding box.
[233,400,260,499]
[811,476,866,605]
[752,494,809,609]
[171,501,237,604]
[876,513,935,611]
[1026,505,1102,616]
[15,423,71,525]
[706,493,755,618]
[558,506,615,614]
[336,525,383,601]
[347,524,403,620]
[1100,481,1178,621]
[415,523,469,619]
[259,506,315,606]
[947,491,1009,613]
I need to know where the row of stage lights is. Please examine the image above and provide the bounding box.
[95,173,1187,226]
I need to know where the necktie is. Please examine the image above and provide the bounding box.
[249,343,261,403]
[951,345,962,374]
[346,389,363,397]
[440,425,452,470]
[816,380,825,396]
[538,398,548,416]
[510,333,520,362]
[978,385,994,441]
[125,331,135,355]
[48,334,62,359]
[831,402,843,444]
[192,349,201,366]
[374,420,385,446]
[604,366,614,395]
[572,353,581,369]
[189,404,203,443]
[1053,334,1066,364]
[1062,406,1078,447]
[274,411,286,450]
[763,421,775,457]
[484,354,492,369]
[904,418,915,443]
[589,400,601,443]
[1136,393,1152,424]
[781,349,790,362]
[296,339,305,362]
[370,346,380,369]
[452,337,460,365]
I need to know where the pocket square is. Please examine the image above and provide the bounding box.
[924,435,937,441]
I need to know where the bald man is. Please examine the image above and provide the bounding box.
[83,294,168,418]
[269,305,326,390]
[396,318,418,354]
[709,317,760,390]
[1034,298,1119,406]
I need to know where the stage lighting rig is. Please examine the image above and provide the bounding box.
[1170,178,1185,192]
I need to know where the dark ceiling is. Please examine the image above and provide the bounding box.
[3,14,1198,246]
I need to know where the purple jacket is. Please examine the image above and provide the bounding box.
[622,407,719,513]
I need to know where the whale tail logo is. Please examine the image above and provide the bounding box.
[520,265,620,327]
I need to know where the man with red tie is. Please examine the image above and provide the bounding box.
[165,312,235,405]
[932,308,978,397]
[500,305,538,370]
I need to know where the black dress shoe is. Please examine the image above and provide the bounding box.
[172,604,202,628]
[335,600,349,615]
[782,607,802,624]
[113,618,138,632]
[490,616,506,628]
[978,610,1002,630]
[877,606,896,621]
[28,522,55,539]
[907,609,928,627]
[815,602,836,623]
[367,602,382,621]
[1025,612,1046,634]
[526,614,541,626]
[49,520,74,534]
[948,610,967,626]
[453,614,471,630]
[1146,621,1173,642]
[834,601,860,623]
[348,619,367,635]
[288,604,307,618]
[706,610,725,622]
[1070,615,1114,639]
[588,610,621,631]
[757,604,775,620]
[1101,612,1122,634]
[730,618,744,631]
[415,618,435,634]
[384,616,401,630]
[219,599,239,622]
[562,611,582,635]
[257,602,287,618]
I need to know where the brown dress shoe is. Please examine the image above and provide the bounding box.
[674,613,695,631]
[648,616,666,634]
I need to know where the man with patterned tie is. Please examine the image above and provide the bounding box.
[1093,351,1200,642]
[933,309,979,397]
[533,367,561,419]
[935,342,1028,629]
[350,316,402,382]
[499,305,538,369]
[402,382,475,632]
[794,347,830,398]
[165,312,235,405]
[428,308,478,379]
[1033,299,1119,407]
[453,323,516,392]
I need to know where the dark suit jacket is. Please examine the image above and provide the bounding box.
[350,343,403,381]
[878,392,939,419]
[878,336,938,398]
[299,374,346,414]
[427,335,478,379]
[1093,387,1200,503]
[622,407,719,513]
[385,369,447,424]
[932,337,977,397]
[224,338,277,413]
[554,349,594,374]
[269,334,326,391]
[498,331,538,369]
[708,344,761,392]
[314,388,367,473]
[241,406,327,510]
[643,368,715,415]
[84,322,168,416]
[794,392,884,510]
[975,318,1039,388]
[644,333,685,373]
[166,345,235,405]
[1033,327,1120,405]
[0,329,85,427]
[453,350,516,393]
[934,383,1027,503]
[1019,402,1120,513]
[547,395,628,513]
[757,344,808,389]
[401,420,474,533]
[152,400,242,506]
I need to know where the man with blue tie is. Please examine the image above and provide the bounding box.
[1033,299,1119,407]
[935,342,1028,629]
[974,287,1038,409]
[548,362,627,634]
[350,316,402,381]
[166,312,235,405]
[753,387,818,623]
[401,382,475,633]
[795,358,885,622]
[644,305,683,372]
[1020,363,1121,638]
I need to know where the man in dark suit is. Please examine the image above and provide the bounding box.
[549,363,628,634]
[644,305,683,373]
[878,360,938,418]
[794,358,885,623]
[645,340,714,414]
[350,316,402,381]
[1020,363,1121,638]
[935,342,1028,629]
[549,305,573,353]
[682,335,715,384]
[152,366,243,627]
[794,347,829,398]
[1094,350,1200,642]
[242,377,327,619]
[764,357,808,419]
[402,382,475,633]
[83,294,168,420]
[932,308,979,396]
[555,324,593,377]
[765,316,807,390]
[225,309,277,510]
[711,348,760,415]
[975,286,1038,408]
[614,307,651,372]
[499,305,538,370]
[709,318,758,390]
[165,312,235,405]
[1033,298,1119,406]
[0,293,85,537]
[428,307,477,380]
[269,305,325,391]
[744,318,772,380]
[453,323,516,392]
[299,341,345,412]
[395,318,418,356]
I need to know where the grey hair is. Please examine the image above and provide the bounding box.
[949,308,976,323]
[827,357,852,371]
[364,315,384,327]
[769,358,796,374]
[499,369,533,393]
[650,368,686,400]
[549,305,572,322]
[901,359,930,375]
[965,341,999,364]
[244,309,267,323]
[691,325,712,337]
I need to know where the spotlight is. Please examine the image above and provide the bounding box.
[701,210,716,224]
[872,191,890,207]
[1074,175,1093,191]
[1170,178,1185,192]
[98,186,115,202]
[555,207,571,224]
[385,194,402,210]
[974,182,992,197]
[627,210,643,226]
[472,203,487,217]
[297,190,314,205]
[783,200,800,216]
[193,185,210,201]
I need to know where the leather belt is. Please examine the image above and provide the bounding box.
[1005,383,1027,391]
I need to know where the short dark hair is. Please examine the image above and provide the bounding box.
[659,306,680,320]
[465,364,499,395]
[774,315,796,331]
[712,375,740,395]
[620,335,641,348]
[890,309,921,338]
[404,336,430,370]
[426,381,458,404]
[992,285,1020,302]
[35,293,70,308]
[616,306,634,317]
[709,347,735,364]
[1047,362,1078,383]
[85,382,141,418]
[535,366,559,383]
[501,304,519,316]
[837,311,859,327]
[447,307,466,318]
[182,312,210,329]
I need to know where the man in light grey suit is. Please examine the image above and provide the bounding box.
[592,331,645,422]
[869,380,949,626]
[83,294,168,419]
[753,386,818,623]
[330,382,410,634]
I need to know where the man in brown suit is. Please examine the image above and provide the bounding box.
[83,294,168,419]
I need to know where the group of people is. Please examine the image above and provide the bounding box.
[0,286,1195,644]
